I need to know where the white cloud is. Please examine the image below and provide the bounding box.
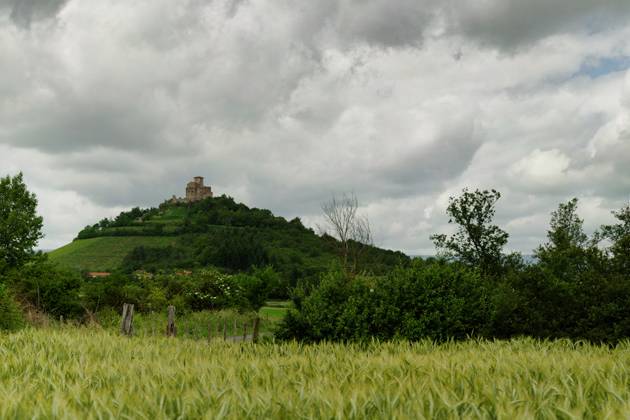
[0,1,629,252]
[510,149,571,189]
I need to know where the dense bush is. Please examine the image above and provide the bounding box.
[491,255,630,343]
[0,283,23,331]
[280,255,630,343]
[3,260,83,318]
[234,266,281,311]
[81,267,277,314]
[278,261,492,342]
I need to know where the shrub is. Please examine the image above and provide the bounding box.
[4,260,83,318]
[180,269,246,311]
[233,266,280,311]
[277,261,492,342]
[0,283,24,331]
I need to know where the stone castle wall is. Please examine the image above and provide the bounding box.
[170,176,213,204]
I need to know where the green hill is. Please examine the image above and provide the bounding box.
[49,195,409,290]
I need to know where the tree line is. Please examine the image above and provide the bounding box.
[279,189,630,343]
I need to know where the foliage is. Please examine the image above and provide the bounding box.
[76,207,161,239]
[233,266,280,311]
[535,198,593,280]
[430,188,508,276]
[278,261,491,342]
[81,268,277,314]
[0,283,23,331]
[0,173,44,270]
[195,230,269,271]
[3,258,83,318]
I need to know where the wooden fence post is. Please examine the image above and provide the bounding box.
[252,317,260,343]
[233,319,237,338]
[223,320,227,340]
[121,303,134,336]
[242,321,247,342]
[166,305,176,337]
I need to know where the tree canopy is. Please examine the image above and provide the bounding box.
[0,173,43,271]
[430,188,508,275]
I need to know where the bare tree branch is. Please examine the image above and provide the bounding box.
[321,193,372,275]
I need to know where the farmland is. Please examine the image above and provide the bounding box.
[1,330,630,418]
[48,236,180,272]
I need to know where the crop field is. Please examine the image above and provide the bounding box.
[48,236,179,271]
[1,330,630,419]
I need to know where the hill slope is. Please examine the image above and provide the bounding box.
[49,236,179,272]
[49,196,409,286]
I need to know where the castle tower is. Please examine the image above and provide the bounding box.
[185,176,213,202]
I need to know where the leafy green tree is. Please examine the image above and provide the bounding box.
[538,198,587,252]
[430,188,508,276]
[535,198,600,280]
[0,173,43,271]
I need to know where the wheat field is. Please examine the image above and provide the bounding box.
[1,329,629,419]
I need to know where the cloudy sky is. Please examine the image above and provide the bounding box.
[1,0,629,254]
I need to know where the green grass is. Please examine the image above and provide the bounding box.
[259,306,289,320]
[2,331,630,418]
[48,236,179,271]
[94,308,279,338]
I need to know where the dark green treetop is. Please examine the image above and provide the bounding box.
[0,173,44,271]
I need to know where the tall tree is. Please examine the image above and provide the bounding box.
[540,198,587,251]
[535,198,596,280]
[0,173,44,271]
[430,188,508,275]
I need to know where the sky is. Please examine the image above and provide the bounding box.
[0,0,629,254]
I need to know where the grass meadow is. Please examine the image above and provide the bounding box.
[1,329,630,419]
[92,306,286,339]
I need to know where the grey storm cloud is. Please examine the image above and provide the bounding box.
[0,0,629,253]
[445,0,630,51]
[0,0,68,28]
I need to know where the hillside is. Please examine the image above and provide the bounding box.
[48,236,179,272]
[49,196,409,287]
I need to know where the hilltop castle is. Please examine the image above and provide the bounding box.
[170,176,213,203]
